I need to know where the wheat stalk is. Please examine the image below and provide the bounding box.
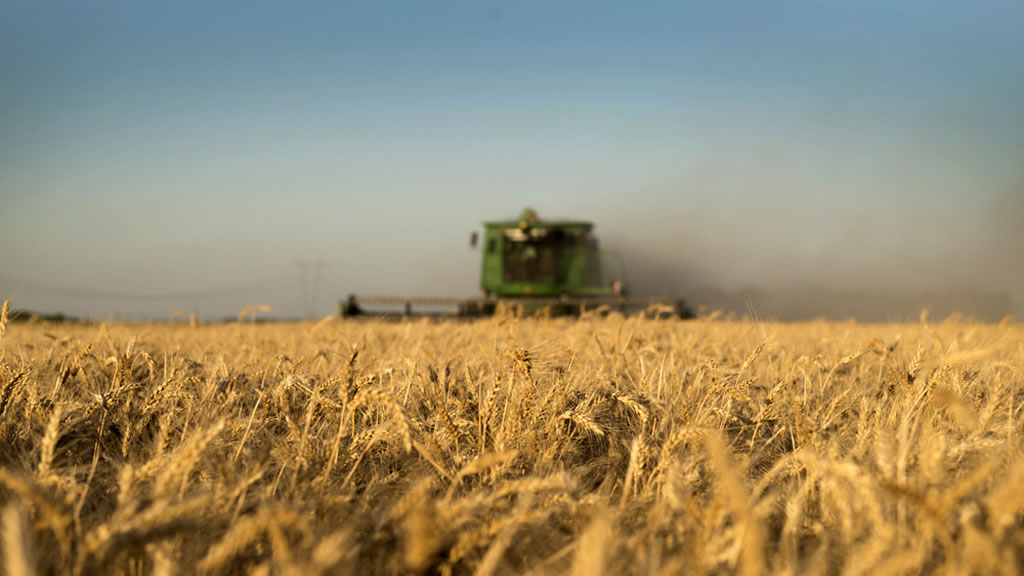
[0,300,9,351]
[572,509,612,576]
[2,503,35,576]
[349,388,413,453]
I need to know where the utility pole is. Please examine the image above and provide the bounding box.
[295,260,325,319]
[295,261,308,318]
[311,260,323,320]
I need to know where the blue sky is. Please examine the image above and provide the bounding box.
[2,1,1022,319]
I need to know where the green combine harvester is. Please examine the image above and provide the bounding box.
[341,208,691,318]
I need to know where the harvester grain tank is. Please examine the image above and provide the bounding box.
[341,208,690,317]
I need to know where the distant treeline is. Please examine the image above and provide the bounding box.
[5,309,308,325]
[688,288,1016,322]
[7,290,1018,324]
[6,309,83,324]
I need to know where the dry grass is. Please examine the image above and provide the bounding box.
[0,305,1022,575]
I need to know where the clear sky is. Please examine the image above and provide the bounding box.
[2,1,1022,319]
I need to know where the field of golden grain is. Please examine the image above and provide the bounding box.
[0,303,1022,575]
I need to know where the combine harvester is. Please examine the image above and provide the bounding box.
[340,208,692,318]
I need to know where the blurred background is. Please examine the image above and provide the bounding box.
[2,1,1021,321]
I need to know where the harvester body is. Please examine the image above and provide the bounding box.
[341,208,689,317]
[479,209,619,299]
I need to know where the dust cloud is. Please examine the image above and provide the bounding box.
[597,176,1023,322]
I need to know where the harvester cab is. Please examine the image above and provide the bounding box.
[478,208,624,300]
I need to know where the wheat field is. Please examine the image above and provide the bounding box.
[1,302,1022,575]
